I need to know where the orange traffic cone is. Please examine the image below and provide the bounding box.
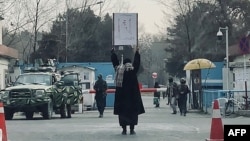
[206,99,224,141]
[0,102,7,141]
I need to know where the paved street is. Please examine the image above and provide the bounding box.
[5,96,250,141]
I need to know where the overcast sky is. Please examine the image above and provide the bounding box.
[125,0,165,34]
[109,0,167,35]
[1,0,172,35]
[54,0,167,34]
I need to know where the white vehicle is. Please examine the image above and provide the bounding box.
[82,89,96,110]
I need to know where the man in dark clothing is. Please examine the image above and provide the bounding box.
[178,78,190,116]
[154,82,161,107]
[111,47,145,135]
[166,77,178,114]
[94,74,108,118]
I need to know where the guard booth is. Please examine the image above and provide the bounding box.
[184,58,217,111]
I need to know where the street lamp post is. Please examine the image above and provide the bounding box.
[217,26,229,90]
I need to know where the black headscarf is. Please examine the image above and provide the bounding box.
[98,74,102,79]
[123,58,131,64]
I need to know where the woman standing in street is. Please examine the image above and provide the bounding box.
[94,74,108,118]
[111,47,145,135]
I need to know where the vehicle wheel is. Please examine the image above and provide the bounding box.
[4,108,14,120]
[42,100,53,119]
[25,111,34,120]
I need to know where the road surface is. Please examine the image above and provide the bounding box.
[5,96,250,141]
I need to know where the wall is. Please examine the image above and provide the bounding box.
[0,58,9,89]
[231,54,250,91]
[201,62,224,89]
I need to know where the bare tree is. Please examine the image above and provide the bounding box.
[22,0,60,64]
[1,0,60,63]
[138,34,154,86]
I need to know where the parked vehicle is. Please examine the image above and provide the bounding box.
[56,65,96,111]
[57,71,82,115]
[0,59,82,120]
[82,89,96,111]
[0,67,63,120]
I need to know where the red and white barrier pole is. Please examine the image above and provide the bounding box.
[88,88,167,94]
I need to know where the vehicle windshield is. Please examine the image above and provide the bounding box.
[61,74,79,86]
[14,74,52,86]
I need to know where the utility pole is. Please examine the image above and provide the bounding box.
[65,0,69,62]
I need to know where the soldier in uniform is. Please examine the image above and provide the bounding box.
[178,78,190,116]
[153,82,161,107]
[94,74,108,118]
[166,77,178,114]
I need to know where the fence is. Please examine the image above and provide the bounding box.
[202,89,250,114]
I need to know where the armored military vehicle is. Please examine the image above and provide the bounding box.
[54,71,82,118]
[0,66,63,120]
[0,59,82,120]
